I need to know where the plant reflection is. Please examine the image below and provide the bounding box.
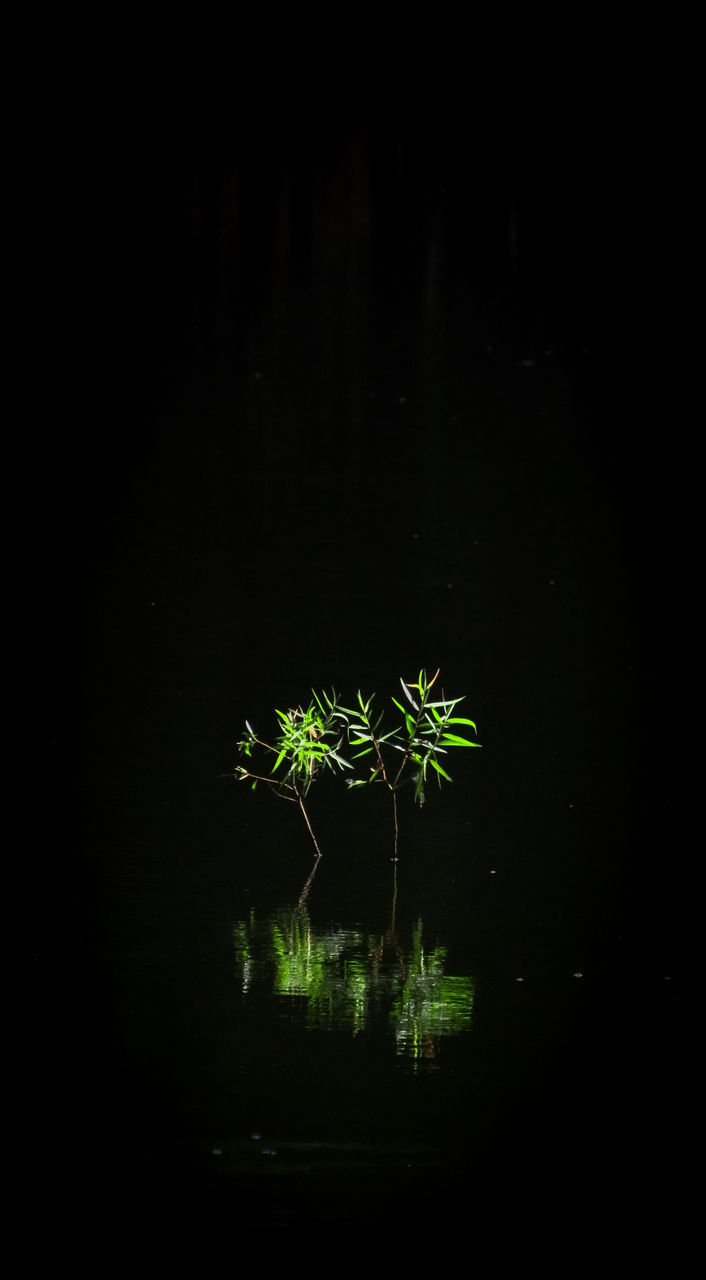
[233,867,474,1065]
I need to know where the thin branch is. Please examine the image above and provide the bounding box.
[296,791,323,858]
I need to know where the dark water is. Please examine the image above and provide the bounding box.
[42,101,685,1268]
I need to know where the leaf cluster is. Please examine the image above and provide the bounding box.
[333,668,480,808]
[235,669,480,853]
[235,691,352,800]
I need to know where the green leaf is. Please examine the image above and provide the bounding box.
[441,733,482,747]
[328,751,353,769]
[400,678,419,710]
[271,749,287,772]
[429,758,453,781]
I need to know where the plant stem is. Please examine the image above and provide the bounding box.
[392,701,425,790]
[359,705,399,858]
[235,768,297,800]
[297,856,321,906]
[297,790,323,858]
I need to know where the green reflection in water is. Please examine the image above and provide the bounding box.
[392,922,474,1060]
[233,898,474,1065]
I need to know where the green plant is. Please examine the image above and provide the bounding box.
[235,671,481,859]
[334,668,481,858]
[235,691,351,857]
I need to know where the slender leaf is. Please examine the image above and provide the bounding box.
[328,751,353,769]
[429,758,453,781]
[400,678,419,710]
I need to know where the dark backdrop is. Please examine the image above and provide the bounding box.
[34,66,687,1268]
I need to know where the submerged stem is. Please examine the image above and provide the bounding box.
[297,856,321,905]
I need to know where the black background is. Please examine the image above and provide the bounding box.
[33,49,689,1270]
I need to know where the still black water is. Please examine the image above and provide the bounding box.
[44,106,684,1268]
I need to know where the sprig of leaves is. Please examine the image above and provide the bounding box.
[235,671,481,860]
[235,691,352,857]
[332,669,481,856]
